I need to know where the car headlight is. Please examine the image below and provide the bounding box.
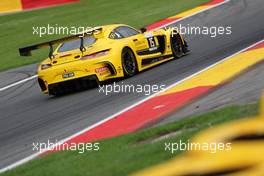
[41,64,52,70]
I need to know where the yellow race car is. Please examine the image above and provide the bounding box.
[19,24,189,95]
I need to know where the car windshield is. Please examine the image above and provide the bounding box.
[57,36,96,52]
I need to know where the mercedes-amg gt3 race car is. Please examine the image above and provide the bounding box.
[19,24,189,95]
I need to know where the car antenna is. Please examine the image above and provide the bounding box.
[48,42,55,60]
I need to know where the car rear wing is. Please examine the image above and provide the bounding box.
[19,27,103,59]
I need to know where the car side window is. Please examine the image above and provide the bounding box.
[109,31,123,39]
[125,26,140,36]
[109,26,140,39]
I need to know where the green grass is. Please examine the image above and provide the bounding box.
[0,0,210,71]
[1,103,259,176]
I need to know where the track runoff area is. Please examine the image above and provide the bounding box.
[0,0,79,14]
[1,0,264,173]
[132,93,264,176]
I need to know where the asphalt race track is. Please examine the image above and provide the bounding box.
[0,0,264,169]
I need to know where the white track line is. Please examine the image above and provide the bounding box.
[0,0,230,93]
[0,75,37,92]
[0,0,235,173]
[158,0,231,29]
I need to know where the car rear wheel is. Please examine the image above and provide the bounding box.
[121,48,137,77]
[171,33,184,58]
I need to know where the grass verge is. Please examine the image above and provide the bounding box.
[1,103,258,176]
[0,0,210,71]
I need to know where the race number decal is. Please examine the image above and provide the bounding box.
[144,33,158,51]
[147,37,157,49]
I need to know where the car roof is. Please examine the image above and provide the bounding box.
[98,24,138,37]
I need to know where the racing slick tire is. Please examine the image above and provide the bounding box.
[170,33,186,58]
[121,47,138,77]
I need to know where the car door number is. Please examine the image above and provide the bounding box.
[147,37,157,49]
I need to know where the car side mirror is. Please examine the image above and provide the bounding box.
[140,27,147,33]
